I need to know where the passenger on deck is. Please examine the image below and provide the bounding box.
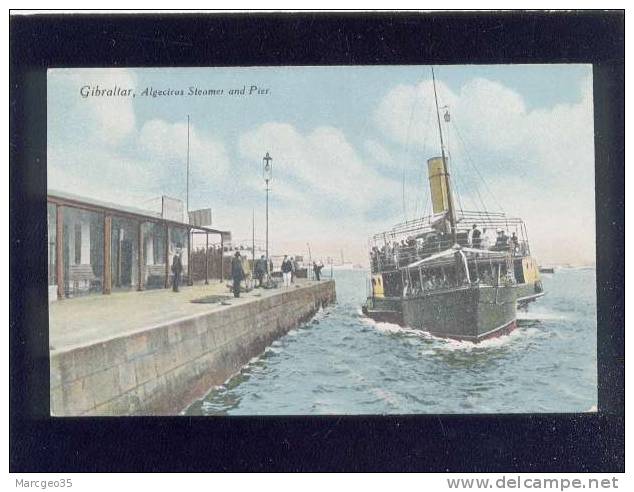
[403,279,410,297]
[511,232,519,254]
[494,229,509,251]
[412,280,421,296]
[438,232,447,251]
[433,275,440,288]
[471,224,482,249]
[424,277,434,291]
[481,271,492,286]
[480,228,490,249]
[371,247,378,271]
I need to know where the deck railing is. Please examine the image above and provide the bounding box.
[370,239,529,274]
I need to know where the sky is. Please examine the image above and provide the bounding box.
[47,64,595,266]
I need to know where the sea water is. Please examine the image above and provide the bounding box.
[185,268,597,415]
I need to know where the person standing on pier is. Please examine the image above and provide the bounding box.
[290,257,298,283]
[281,255,293,288]
[293,257,300,281]
[254,255,266,288]
[231,251,245,298]
[171,245,183,293]
[313,260,324,281]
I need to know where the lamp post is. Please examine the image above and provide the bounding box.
[263,152,272,275]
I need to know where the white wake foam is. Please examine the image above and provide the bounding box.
[361,313,547,352]
[517,311,567,321]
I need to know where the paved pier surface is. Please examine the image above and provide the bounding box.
[49,279,336,416]
[50,280,317,351]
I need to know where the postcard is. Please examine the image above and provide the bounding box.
[46,65,597,416]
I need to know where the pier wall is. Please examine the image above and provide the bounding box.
[50,281,336,416]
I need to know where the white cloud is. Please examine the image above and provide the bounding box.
[48,67,233,215]
[238,122,401,213]
[233,122,411,262]
[49,68,137,145]
[138,118,230,185]
[363,139,397,169]
[48,145,161,209]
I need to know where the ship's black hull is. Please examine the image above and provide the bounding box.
[363,284,518,342]
[401,285,517,342]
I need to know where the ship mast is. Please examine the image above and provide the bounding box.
[431,67,458,244]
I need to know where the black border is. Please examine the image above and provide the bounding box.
[10,11,625,472]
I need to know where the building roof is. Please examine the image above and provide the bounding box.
[47,189,228,235]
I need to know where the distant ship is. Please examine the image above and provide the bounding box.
[331,263,355,271]
[329,250,355,270]
[362,68,544,343]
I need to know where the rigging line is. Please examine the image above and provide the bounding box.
[416,157,426,220]
[443,110,474,223]
[401,81,421,222]
[452,119,505,215]
[452,124,494,216]
[417,98,436,219]
[453,139,490,217]
[447,120,494,225]
[451,118,504,215]
[402,167,406,222]
[413,99,434,220]
[421,123,435,222]
[422,178,430,219]
[446,147,466,215]
[407,89,430,221]
[422,158,432,224]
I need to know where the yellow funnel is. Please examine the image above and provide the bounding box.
[427,156,450,214]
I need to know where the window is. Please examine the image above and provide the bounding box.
[111,216,140,290]
[141,222,167,289]
[62,207,104,297]
[74,223,82,265]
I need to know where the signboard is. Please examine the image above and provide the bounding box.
[161,196,184,222]
[188,208,212,227]
[220,231,232,249]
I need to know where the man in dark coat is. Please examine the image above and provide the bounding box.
[281,255,293,287]
[313,260,324,281]
[254,255,266,287]
[171,246,183,292]
[290,257,297,283]
[494,229,509,251]
[231,251,245,298]
[511,232,519,254]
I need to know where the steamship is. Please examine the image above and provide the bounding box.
[362,68,544,342]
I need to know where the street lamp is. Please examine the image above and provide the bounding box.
[263,152,272,275]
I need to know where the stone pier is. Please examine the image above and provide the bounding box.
[49,280,336,416]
